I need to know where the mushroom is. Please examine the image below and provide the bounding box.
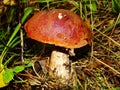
[24,9,92,84]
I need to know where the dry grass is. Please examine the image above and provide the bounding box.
[0,0,120,90]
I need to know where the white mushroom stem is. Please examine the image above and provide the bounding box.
[49,50,70,83]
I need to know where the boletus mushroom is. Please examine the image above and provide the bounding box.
[24,9,92,84]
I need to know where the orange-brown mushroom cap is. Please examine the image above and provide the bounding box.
[24,9,92,49]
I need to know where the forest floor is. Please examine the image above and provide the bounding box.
[0,0,120,90]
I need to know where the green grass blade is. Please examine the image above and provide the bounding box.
[0,7,34,64]
[21,7,34,24]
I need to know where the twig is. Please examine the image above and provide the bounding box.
[93,56,120,75]
[20,28,24,63]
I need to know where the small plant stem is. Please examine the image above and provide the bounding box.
[110,13,120,35]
